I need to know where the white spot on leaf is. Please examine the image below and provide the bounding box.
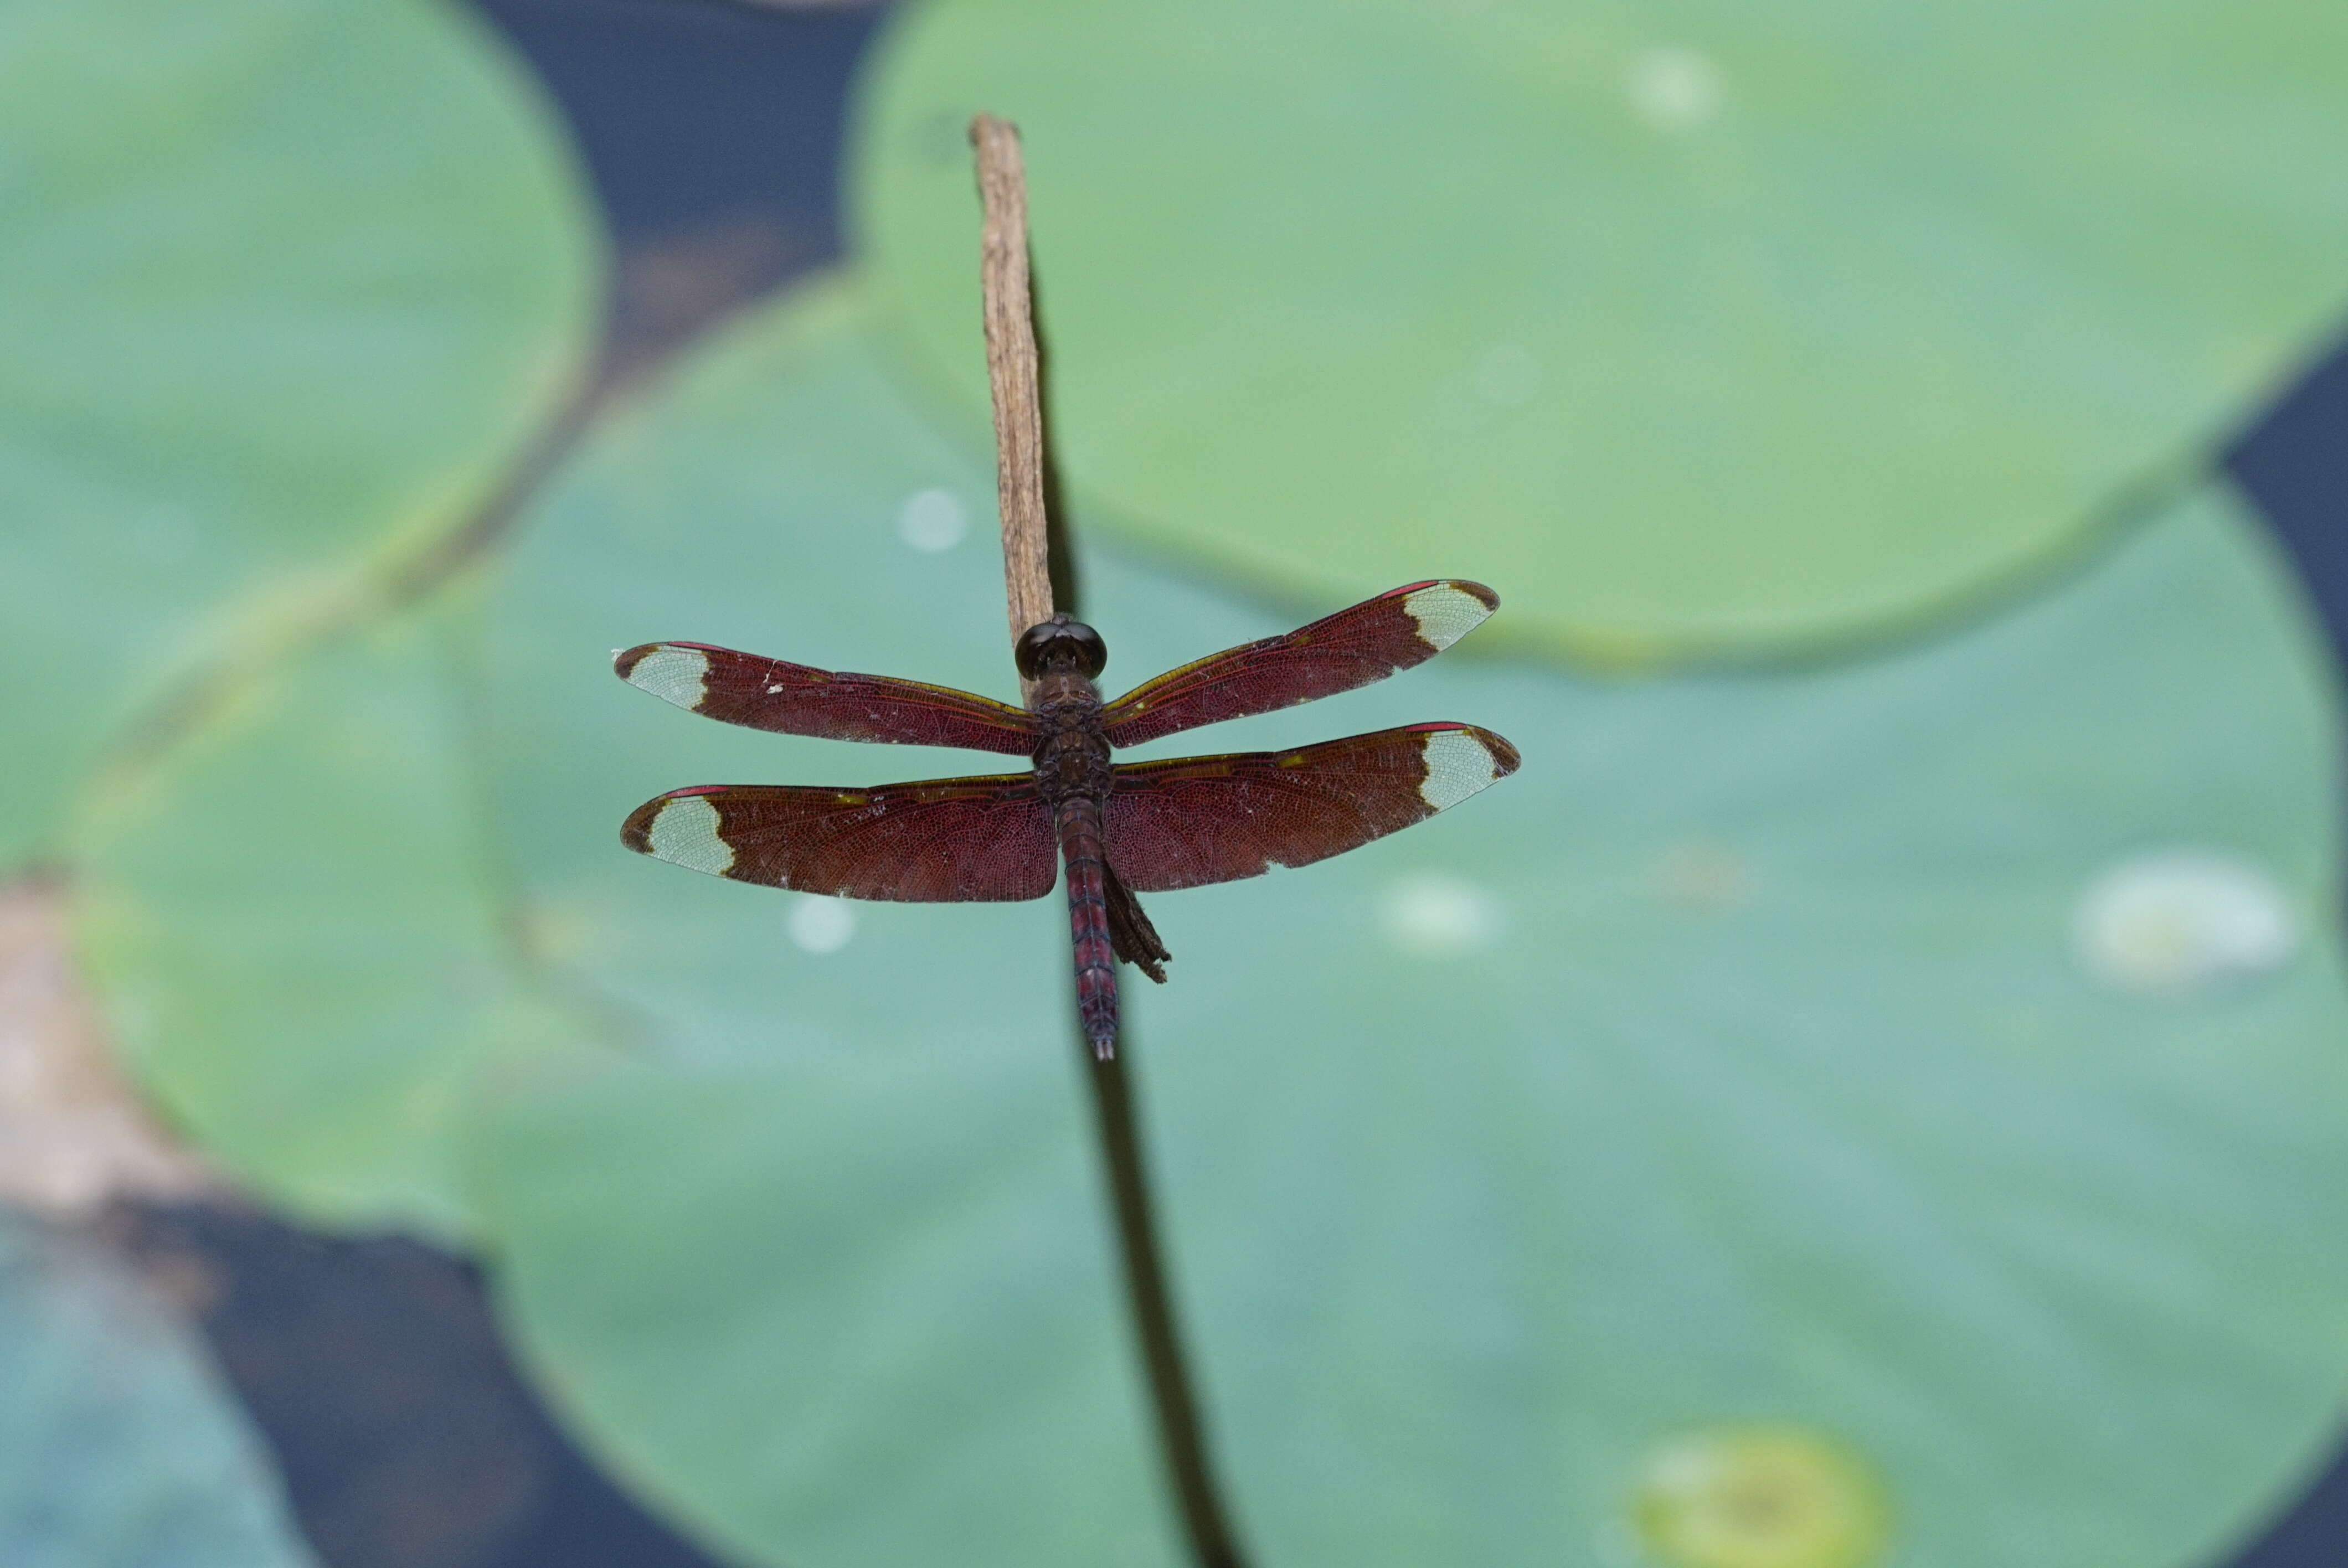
[1383,874,1503,955]
[897,487,968,553]
[2073,848,2298,996]
[787,896,856,954]
[1630,47,1721,129]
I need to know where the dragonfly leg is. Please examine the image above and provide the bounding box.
[1101,859,1170,983]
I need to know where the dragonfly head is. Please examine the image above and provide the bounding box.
[1015,613,1108,680]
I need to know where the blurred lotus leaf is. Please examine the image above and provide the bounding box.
[0,1214,316,1567]
[856,0,2348,661]
[0,0,599,869]
[74,597,596,1242]
[452,283,2348,1568]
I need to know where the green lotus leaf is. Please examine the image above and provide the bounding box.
[467,282,2348,1568]
[854,0,2348,661]
[0,0,599,869]
[0,1214,317,1567]
[74,595,594,1243]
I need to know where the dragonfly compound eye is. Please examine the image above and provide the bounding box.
[1015,616,1109,679]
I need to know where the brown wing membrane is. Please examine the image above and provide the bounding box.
[1103,723,1520,892]
[616,642,1037,755]
[621,775,1055,901]
[1100,580,1498,749]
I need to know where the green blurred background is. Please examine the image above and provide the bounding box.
[4,1,2347,1565]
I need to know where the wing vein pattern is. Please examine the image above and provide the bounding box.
[1104,723,1520,891]
[617,642,1037,755]
[1101,580,1497,749]
[622,775,1056,901]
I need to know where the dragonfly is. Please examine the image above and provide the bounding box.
[616,579,1520,1058]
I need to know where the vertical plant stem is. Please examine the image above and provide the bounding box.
[970,114,1253,1568]
[1082,1044,1253,1568]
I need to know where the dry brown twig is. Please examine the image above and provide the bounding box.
[970,115,1059,685]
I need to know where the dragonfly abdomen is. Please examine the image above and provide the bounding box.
[1057,793,1120,1058]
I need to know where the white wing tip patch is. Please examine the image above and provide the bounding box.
[645,793,735,876]
[1419,728,1512,812]
[623,645,714,711]
[1400,582,1497,652]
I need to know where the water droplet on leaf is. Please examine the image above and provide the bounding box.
[2073,849,2298,996]
[1630,48,1722,129]
[1382,874,1503,953]
[897,487,968,553]
[787,897,857,955]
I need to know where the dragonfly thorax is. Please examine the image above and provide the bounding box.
[1030,677,1111,799]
